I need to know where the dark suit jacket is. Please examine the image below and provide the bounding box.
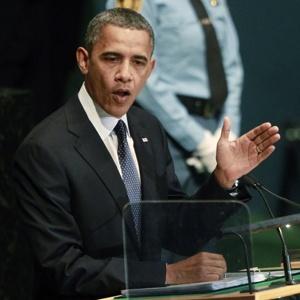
[13,96,246,299]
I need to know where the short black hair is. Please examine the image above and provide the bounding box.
[84,7,155,54]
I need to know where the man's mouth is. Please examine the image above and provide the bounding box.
[112,89,131,103]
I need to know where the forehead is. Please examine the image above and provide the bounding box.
[94,24,152,56]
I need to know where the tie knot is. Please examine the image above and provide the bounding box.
[114,120,127,142]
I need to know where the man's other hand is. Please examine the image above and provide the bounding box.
[165,252,227,284]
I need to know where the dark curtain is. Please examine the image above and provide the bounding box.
[0,1,84,299]
[0,0,84,123]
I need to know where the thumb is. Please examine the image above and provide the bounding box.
[220,116,231,141]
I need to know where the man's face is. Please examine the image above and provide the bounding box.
[76,24,155,118]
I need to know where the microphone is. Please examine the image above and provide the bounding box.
[241,175,300,208]
[241,174,260,188]
[241,174,296,285]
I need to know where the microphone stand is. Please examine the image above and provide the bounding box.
[222,231,255,293]
[242,175,296,285]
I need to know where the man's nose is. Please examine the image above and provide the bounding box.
[115,62,133,82]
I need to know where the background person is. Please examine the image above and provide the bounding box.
[106,0,244,194]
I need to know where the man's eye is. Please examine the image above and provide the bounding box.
[106,57,117,61]
[103,56,119,62]
[134,60,146,66]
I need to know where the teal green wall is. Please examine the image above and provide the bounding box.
[228,0,300,267]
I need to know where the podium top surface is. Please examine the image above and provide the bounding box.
[100,273,300,300]
[222,213,300,234]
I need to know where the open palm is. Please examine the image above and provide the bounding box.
[214,117,280,188]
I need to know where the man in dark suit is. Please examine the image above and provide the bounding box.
[13,8,280,299]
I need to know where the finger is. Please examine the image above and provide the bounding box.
[246,122,272,141]
[194,251,225,262]
[204,265,227,275]
[253,126,280,146]
[198,271,225,282]
[193,252,227,270]
[200,273,221,282]
[206,258,227,273]
[194,265,227,281]
[174,269,221,284]
[220,116,231,141]
[206,254,227,269]
[257,145,276,162]
[256,133,281,153]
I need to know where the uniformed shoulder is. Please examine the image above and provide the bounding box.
[114,0,143,12]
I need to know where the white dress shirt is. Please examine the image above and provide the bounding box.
[78,83,141,179]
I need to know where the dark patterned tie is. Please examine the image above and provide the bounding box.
[114,120,141,239]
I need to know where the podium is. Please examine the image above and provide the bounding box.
[99,275,300,299]
[99,201,300,300]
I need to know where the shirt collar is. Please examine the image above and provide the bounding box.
[78,83,130,138]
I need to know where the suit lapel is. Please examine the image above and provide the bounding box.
[64,97,142,251]
[65,97,128,213]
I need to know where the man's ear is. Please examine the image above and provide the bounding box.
[76,47,89,74]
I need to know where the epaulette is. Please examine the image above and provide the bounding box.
[115,0,143,12]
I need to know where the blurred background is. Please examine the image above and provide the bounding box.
[228,0,300,270]
[0,0,299,298]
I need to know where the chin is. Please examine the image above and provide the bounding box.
[111,108,129,118]
[117,104,134,116]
